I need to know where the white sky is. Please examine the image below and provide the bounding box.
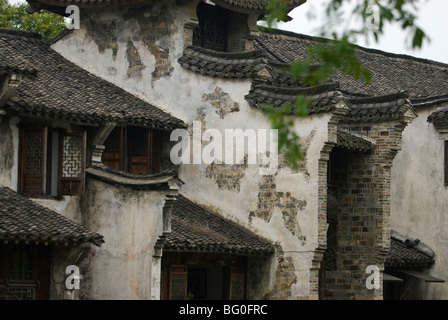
[7,0,448,64]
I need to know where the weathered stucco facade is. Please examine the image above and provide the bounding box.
[49,0,417,299]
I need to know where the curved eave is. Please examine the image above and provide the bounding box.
[5,99,186,132]
[86,166,183,190]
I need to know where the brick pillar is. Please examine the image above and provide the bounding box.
[323,115,415,299]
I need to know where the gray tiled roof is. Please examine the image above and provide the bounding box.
[0,30,38,77]
[342,92,417,123]
[164,195,275,256]
[0,186,104,246]
[255,30,448,101]
[0,28,185,130]
[337,129,373,152]
[386,237,434,268]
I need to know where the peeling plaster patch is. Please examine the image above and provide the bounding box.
[202,87,240,119]
[125,40,145,79]
[293,128,317,181]
[265,254,297,299]
[205,162,246,192]
[250,175,307,242]
[276,128,316,182]
[123,4,175,85]
[151,45,173,83]
[300,128,316,160]
[85,19,118,61]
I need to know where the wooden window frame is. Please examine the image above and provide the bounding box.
[19,125,86,197]
[193,2,229,52]
[0,243,50,300]
[19,126,47,195]
[102,126,162,175]
[127,126,151,175]
[58,131,86,196]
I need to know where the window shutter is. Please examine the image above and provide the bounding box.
[129,127,150,175]
[58,131,86,196]
[169,265,188,300]
[20,126,47,195]
[102,127,124,171]
[150,130,163,174]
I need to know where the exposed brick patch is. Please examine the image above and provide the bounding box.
[125,40,145,79]
[265,254,297,299]
[202,87,240,119]
[205,162,246,192]
[250,175,307,242]
[151,45,174,82]
[85,19,118,61]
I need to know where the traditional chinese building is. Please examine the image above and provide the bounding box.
[0,0,446,300]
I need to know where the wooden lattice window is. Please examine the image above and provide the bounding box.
[19,126,86,196]
[58,132,86,195]
[0,243,50,300]
[20,127,47,195]
[193,2,229,52]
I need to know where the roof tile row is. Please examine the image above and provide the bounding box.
[165,195,275,256]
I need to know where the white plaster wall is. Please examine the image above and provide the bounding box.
[391,105,448,299]
[33,196,83,224]
[82,180,167,300]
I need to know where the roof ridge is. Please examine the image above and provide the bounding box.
[0,28,43,42]
[348,90,410,105]
[412,94,448,108]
